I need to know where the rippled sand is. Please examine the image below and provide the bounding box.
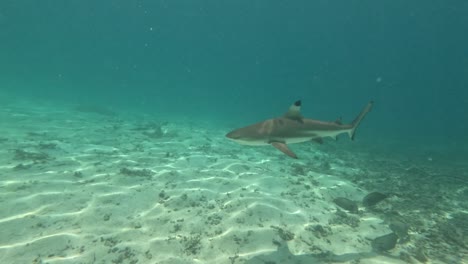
[1,100,465,264]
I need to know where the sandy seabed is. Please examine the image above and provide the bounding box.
[0,99,467,264]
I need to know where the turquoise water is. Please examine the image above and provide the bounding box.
[1,1,467,263]
[2,1,468,141]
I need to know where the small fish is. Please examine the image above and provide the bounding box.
[371,233,398,252]
[389,221,410,241]
[362,192,388,207]
[333,197,359,214]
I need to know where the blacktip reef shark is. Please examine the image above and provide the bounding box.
[226,100,373,159]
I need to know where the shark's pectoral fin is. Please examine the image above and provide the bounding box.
[271,142,298,159]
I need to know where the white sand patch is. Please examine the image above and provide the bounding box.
[0,100,411,263]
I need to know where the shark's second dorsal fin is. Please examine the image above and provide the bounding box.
[284,100,303,122]
[334,117,343,125]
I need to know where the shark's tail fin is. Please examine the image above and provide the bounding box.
[348,101,374,140]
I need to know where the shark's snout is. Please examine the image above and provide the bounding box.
[225,131,240,140]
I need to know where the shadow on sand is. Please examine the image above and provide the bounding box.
[245,240,402,264]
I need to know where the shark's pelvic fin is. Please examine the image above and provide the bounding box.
[349,101,374,140]
[271,142,298,159]
[283,100,303,123]
[312,138,324,144]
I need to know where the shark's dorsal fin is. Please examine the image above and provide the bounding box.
[283,100,303,122]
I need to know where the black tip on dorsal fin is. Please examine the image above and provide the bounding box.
[284,100,303,122]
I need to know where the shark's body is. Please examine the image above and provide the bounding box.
[226,100,373,158]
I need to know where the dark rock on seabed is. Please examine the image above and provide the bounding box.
[371,233,398,252]
[362,191,388,207]
[333,197,359,213]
